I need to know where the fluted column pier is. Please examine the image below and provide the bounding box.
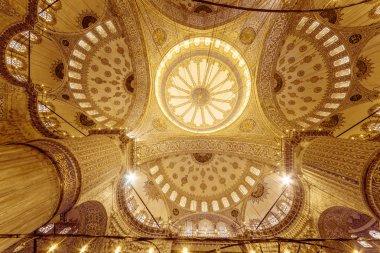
[0,135,122,251]
[301,137,380,218]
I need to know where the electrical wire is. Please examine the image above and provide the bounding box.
[191,0,374,13]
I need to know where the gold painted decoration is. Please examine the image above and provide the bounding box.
[257,15,352,130]
[147,153,262,212]
[74,112,96,129]
[155,37,251,133]
[152,118,167,131]
[239,119,256,132]
[192,153,213,164]
[239,27,256,45]
[153,28,167,46]
[0,94,5,120]
[26,140,82,215]
[136,138,281,165]
[68,20,135,128]
[355,57,373,80]
[148,0,271,29]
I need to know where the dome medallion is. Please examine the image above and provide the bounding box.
[155,37,252,133]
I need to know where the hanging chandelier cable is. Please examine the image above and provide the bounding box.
[191,0,373,13]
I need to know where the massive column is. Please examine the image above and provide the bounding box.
[0,144,61,251]
[301,136,380,218]
[0,135,122,251]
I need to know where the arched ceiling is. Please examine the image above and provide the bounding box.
[317,1,380,27]
[0,0,29,33]
[67,20,136,128]
[6,30,64,90]
[357,33,380,92]
[145,0,282,29]
[0,0,151,136]
[37,0,107,33]
[258,14,353,130]
[147,153,261,212]
[128,0,283,141]
[318,206,380,251]
[118,153,303,237]
[2,0,380,243]
[155,37,251,133]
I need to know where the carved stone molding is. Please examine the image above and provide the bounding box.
[136,138,281,165]
[284,130,332,172]
[26,139,82,215]
[364,153,380,219]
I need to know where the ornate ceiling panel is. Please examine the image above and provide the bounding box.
[6,0,377,243]
[36,99,98,137]
[275,35,329,121]
[0,0,28,34]
[155,37,251,133]
[331,101,380,140]
[135,138,281,166]
[357,33,380,92]
[258,14,352,130]
[5,30,65,91]
[67,20,136,128]
[37,0,107,33]
[147,153,261,212]
[117,158,303,238]
[320,1,380,27]
[243,173,294,229]
[145,0,279,29]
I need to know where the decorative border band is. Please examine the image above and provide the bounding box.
[364,153,380,219]
[26,139,82,215]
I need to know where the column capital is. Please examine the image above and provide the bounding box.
[284,130,331,172]
[88,128,131,151]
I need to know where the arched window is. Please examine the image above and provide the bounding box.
[239,185,248,195]
[369,230,380,239]
[268,214,279,226]
[212,200,219,211]
[201,201,208,212]
[38,224,54,233]
[137,212,146,223]
[6,56,23,69]
[9,40,27,53]
[38,7,54,23]
[221,197,229,208]
[278,202,290,214]
[357,240,372,248]
[21,31,39,42]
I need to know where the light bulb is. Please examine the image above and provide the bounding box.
[148,247,154,253]
[183,247,188,253]
[125,172,137,184]
[281,175,292,185]
[48,244,58,252]
[79,245,87,253]
[115,246,121,253]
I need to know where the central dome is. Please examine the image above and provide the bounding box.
[155,37,251,133]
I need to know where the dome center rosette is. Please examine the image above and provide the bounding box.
[155,37,252,133]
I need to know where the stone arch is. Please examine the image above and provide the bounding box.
[318,206,380,252]
[3,201,108,252]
